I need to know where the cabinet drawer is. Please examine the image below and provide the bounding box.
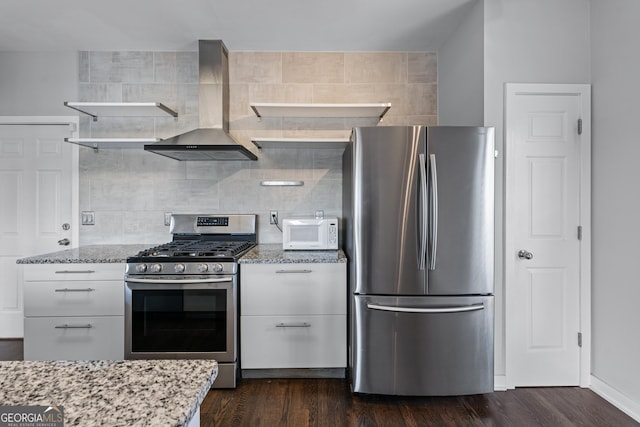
[24,281,123,316]
[241,263,346,315]
[241,314,346,369]
[23,263,125,281]
[24,316,124,361]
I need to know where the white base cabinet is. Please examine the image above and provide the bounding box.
[241,315,346,369]
[23,263,125,361]
[240,263,346,371]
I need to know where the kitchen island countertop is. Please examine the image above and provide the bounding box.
[16,244,152,264]
[0,359,217,427]
[239,243,347,264]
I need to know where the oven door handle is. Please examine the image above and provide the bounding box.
[125,277,233,284]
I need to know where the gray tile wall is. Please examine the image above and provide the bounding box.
[78,50,437,245]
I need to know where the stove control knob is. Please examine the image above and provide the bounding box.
[150,263,162,273]
[198,264,209,273]
[135,264,147,273]
[174,264,185,273]
[212,263,224,273]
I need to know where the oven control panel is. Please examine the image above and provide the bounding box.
[197,216,229,227]
[126,262,237,275]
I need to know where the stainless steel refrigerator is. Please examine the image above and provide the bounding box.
[342,125,495,396]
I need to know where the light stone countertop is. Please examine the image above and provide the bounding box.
[239,243,347,264]
[0,359,217,427]
[16,244,152,264]
[15,243,348,265]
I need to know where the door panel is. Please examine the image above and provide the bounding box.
[351,294,494,396]
[349,126,426,295]
[506,86,585,386]
[528,268,565,348]
[426,127,495,295]
[0,123,75,337]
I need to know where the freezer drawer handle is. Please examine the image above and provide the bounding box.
[54,324,93,329]
[276,322,311,328]
[54,288,95,292]
[367,303,484,314]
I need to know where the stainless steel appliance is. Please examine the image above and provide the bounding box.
[124,214,256,388]
[144,40,258,161]
[343,126,495,396]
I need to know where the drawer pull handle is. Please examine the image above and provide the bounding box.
[54,324,93,329]
[276,322,311,328]
[54,288,95,292]
[55,270,96,274]
[275,270,312,274]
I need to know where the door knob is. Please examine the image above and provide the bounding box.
[518,250,533,260]
[58,238,70,246]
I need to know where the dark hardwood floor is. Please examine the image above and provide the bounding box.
[0,338,23,361]
[1,339,637,426]
[202,377,639,427]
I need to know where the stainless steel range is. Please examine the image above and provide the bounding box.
[124,214,256,388]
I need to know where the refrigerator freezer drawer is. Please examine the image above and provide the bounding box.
[351,294,494,396]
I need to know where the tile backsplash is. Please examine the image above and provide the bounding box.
[78,49,437,245]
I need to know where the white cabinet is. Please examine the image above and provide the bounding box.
[240,263,346,372]
[23,263,125,361]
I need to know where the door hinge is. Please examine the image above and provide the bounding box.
[578,118,583,135]
[578,332,583,347]
[577,225,583,240]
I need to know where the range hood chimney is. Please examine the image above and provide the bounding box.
[144,40,257,161]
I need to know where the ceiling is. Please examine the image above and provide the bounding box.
[0,0,476,52]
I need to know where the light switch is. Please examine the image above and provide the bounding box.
[81,211,95,225]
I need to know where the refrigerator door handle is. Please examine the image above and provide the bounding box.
[428,153,438,270]
[367,302,484,314]
[418,153,428,271]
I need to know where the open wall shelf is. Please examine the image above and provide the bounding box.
[250,103,391,120]
[250,137,350,149]
[64,102,178,121]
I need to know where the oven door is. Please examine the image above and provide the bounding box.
[124,276,235,361]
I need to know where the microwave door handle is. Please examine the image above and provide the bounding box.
[418,153,428,271]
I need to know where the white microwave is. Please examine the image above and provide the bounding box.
[282,218,339,250]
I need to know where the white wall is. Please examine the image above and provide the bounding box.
[590,0,640,408]
[0,52,77,116]
[438,0,484,126]
[482,0,591,378]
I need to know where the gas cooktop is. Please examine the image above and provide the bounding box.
[131,240,255,261]
[126,213,257,268]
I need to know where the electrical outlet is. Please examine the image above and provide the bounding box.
[81,211,95,225]
[164,212,172,226]
[270,211,278,224]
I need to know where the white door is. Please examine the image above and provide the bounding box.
[0,120,78,338]
[505,84,591,387]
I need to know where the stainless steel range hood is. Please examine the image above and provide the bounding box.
[145,40,257,161]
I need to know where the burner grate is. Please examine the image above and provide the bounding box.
[134,240,255,259]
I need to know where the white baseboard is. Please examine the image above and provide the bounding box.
[590,375,640,423]
[494,375,510,391]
